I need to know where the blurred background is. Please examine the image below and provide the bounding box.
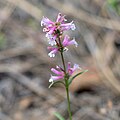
[0,0,120,120]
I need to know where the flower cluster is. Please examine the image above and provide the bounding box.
[47,35,78,57]
[41,13,86,120]
[41,13,76,44]
[41,13,78,57]
[41,13,80,83]
[49,62,80,83]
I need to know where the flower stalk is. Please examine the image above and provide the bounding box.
[41,13,87,120]
[59,36,72,119]
[62,54,72,120]
[66,85,72,120]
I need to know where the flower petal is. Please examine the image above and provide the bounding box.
[56,13,67,23]
[62,35,70,47]
[62,36,78,47]
[60,21,76,31]
[48,48,58,57]
[72,64,81,71]
[67,63,81,75]
[49,75,64,81]
[41,16,54,26]
[51,68,63,75]
[68,38,78,47]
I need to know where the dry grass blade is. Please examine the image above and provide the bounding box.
[80,25,120,94]
[0,1,16,30]
[46,0,120,31]
[5,0,42,21]
[0,45,33,60]
[8,71,49,96]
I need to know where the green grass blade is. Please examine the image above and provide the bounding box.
[54,112,65,120]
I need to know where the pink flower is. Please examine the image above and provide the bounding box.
[60,21,76,31]
[49,66,64,82]
[67,62,81,76]
[56,13,67,23]
[49,63,80,83]
[47,47,59,57]
[62,35,78,47]
[47,35,78,58]
[41,13,76,45]
[41,17,54,27]
[47,36,57,46]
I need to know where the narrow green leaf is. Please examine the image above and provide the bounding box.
[49,81,65,88]
[54,112,65,120]
[68,70,88,86]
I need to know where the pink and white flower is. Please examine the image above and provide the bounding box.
[47,35,78,58]
[49,63,80,83]
[60,21,76,31]
[47,47,59,57]
[49,66,64,82]
[62,35,78,47]
[67,62,81,76]
[41,13,76,45]
[41,16,54,27]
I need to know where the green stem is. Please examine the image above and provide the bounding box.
[58,37,66,73]
[60,52,66,73]
[58,36,72,120]
[66,84,72,120]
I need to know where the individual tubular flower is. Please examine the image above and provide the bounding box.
[67,62,81,76]
[47,47,59,57]
[49,63,80,83]
[60,21,76,31]
[62,35,78,47]
[49,66,64,83]
[41,13,76,43]
[41,17,54,27]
